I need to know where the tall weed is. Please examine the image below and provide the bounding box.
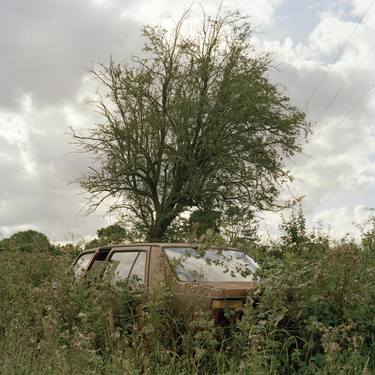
[1,220,375,374]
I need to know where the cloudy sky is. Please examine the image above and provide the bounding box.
[1,0,375,242]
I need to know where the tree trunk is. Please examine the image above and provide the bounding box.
[146,212,177,242]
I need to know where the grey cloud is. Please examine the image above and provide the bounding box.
[27,126,91,184]
[0,136,30,198]
[0,188,110,241]
[0,136,109,241]
[267,59,375,126]
[0,0,142,110]
[289,125,375,219]
[0,104,109,240]
[266,0,319,44]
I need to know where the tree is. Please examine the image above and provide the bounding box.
[280,205,308,252]
[74,9,309,241]
[0,230,56,253]
[85,223,130,249]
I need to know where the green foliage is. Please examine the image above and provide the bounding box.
[243,215,375,374]
[189,208,222,238]
[0,251,137,374]
[1,215,374,374]
[280,205,308,251]
[74,8,309,241]
[163,209,222,242]
[361,216,375,252]
[85,223,130,249]
[0,230,57,254]
[168,205,259,244]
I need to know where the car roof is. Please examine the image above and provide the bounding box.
[84,243,241,252]
[82,243,193,251]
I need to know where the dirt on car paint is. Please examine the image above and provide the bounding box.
[73,243,259,325]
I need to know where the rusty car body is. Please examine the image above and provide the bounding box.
[73,243,259,325]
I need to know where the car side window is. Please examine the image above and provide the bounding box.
[74,252,94,277]
[109,251,146,292]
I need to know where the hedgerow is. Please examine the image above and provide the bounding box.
[0,215,374,374]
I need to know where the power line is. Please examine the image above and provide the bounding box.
[315,42,375,123]
[328,82,375,137]
[304,0,375,111]
[309,81,375,157]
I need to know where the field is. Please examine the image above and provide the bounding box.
[1,217,375,374]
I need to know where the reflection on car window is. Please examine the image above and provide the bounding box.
[109,251,146,292]
[74,252,94,277]
[163,247,259,282]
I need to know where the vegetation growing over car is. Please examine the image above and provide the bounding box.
[1,212,374,374]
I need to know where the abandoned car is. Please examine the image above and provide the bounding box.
[73,243,259,324]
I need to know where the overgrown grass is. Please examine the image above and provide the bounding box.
[1,221,375,374]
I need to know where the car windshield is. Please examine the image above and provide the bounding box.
[163,247,259,282]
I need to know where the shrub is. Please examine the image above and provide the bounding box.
[237,227,375,374]
[1,219,375,374]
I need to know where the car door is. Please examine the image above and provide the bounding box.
[85,247,112,279]
[105,246,150,294]
[73,250,96,278]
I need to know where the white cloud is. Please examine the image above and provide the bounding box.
[350,0,375,16]
[247,0,375,239]
[0,0,142,110]
[0,98,113,241]
[311,204,373,239]
[120,0,283,28]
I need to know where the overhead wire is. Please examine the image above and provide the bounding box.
[300,0,375,160]
[304,0,375,112]
[315,42,375,123]
[286,1,375,207]
[308,81,375,157]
